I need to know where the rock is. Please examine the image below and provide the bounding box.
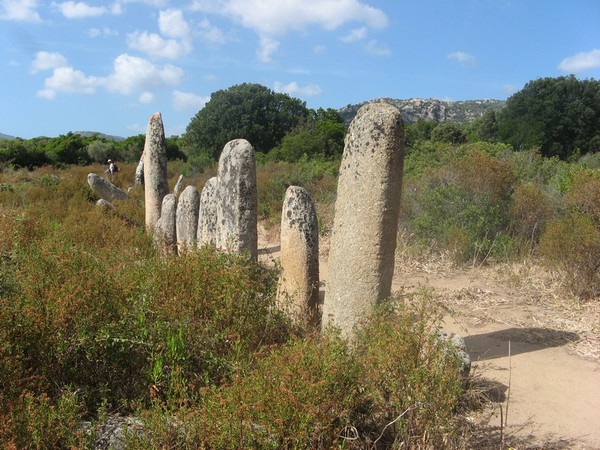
[88,416,144,450]
[134,151,144,186]
[153,193,177,256]
[173,174,184,198]
[216,139,258,260]
[436,329,471,377]
[95,199,115,210]
[143,112,169,233]
[197,176,218,248]
[87,173,129,202]
[321,103,405,338]
[277,186,320,326]
[176,185,200,253]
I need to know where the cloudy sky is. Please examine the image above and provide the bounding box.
[1,0,599,138]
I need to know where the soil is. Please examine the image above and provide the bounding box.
[258,226,600,449]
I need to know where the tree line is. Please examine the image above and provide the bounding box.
[1,76,599,171]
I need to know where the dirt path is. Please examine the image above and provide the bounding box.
[258,227,600,449]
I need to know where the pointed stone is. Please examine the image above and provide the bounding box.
[143,112,169,234]
[321,103,405,338]
[134,150,144,186]
[87,173,129,202]
[176,185,200,253]
[277,186,320,326]
[216,139,257,260]
[197,177,218,248]
[153,193,177,257]
[173,175,185,198]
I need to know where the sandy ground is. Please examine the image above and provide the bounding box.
[258,225,600,449]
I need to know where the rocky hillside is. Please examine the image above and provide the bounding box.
[339,98,505,126]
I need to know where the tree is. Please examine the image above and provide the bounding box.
[269,108,345,162]
[430,123,467,144]
[182,83,309,160]
[497,76,600,159]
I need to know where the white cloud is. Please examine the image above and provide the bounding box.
[172,90,209,111]
[127,31,192,59]
[159,9,189,39]
[103,53,183,95]
[88,26,118,37]
[52,1,108,19]
[257,35,279,63]
[31,51,68,73]
[37,66,99,98]
[274,81,321,97]
[198,18,227,45]
[1,0,42,22]
[447,51,476,67]
[191,0,388,62]
[139,92,155,103]
[364,39,390,56]
[341,27,367,43]
[559,49,600,73]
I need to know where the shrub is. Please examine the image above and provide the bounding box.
[564,170,600,226]
[509,182,556,249]
[538,214,600,298]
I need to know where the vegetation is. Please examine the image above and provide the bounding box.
[1,75,600,447]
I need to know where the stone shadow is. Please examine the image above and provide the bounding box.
[464,327,579,361]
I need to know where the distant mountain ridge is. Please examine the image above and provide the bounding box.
[0,131,125,141]
[0,132,16,140]
[338,98,505,126]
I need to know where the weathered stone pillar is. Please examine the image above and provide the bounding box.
[216,139,257,259]
[153,193,177,257]
[321,103,404,338]
[176,185,200,253]
[197,177,218,248]
[277,186,320,326]
[134,150,144,186]
[143,112,169,233]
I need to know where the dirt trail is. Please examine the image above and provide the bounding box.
[258,226,600,449]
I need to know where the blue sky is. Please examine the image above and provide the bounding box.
[1,0,599,139]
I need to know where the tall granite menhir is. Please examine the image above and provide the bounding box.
[321,103,405,338]
[176,185,200,253]
[143,113,169,233]
[153,193,177,257]
[216,139,258,260]
[197,177,218,248]
[277,186,319,326]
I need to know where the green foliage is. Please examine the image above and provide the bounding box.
[182,83,309,160]
[509,182,556,249]
[430,122,467,144]
[539,215,600,298]
[497,75,600,159]
[269,108,345,162]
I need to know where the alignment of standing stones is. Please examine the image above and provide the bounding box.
[277,186,320,326]
[321,103,405,339]
[197,176,218,248]
[143,112,169,234]
[215,139,258,260]
[134,150,145,186]
[153,193,177,257]
[176,185,200,253]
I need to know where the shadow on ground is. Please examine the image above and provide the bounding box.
[464,327,579,361]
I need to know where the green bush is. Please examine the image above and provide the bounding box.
[539,214,600,298]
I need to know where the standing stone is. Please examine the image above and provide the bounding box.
[197,177,218,248]
[153,194,177,257]
[134,150,145,186]
[321,103,405,338]
[87,173,129,202]
[277,186,320,326]
[173,175,185,198]
[176,185,200,253]
[143,113,169,233]
[216,139,257,260]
